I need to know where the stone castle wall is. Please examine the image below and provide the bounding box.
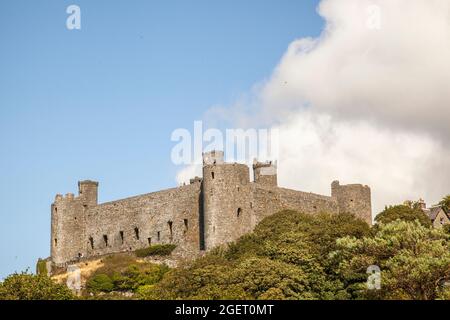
[51,182,202,265]
[50,152,372,266]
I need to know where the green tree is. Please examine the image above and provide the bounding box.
[375,205,431,227]
[334,220,450,300]
[438,195,450,212]
[0,271,74,300]
[140,210,369,300]
[86,274,114,293]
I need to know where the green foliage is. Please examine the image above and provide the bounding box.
[0,271,74,300]
[375,205,431,227]
[135,244,176,257]
[87,274,114,293]
[443,224,450,235]
[334,220,450,300]
[438,195,450,212]
[140,210,370,300]
[85,254,170,294]
[36,259,47,276]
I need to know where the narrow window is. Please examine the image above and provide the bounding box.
[103,235,108,247]
[250,202,253,209]
[119,231,124,244]
[211,172,215,179]
[134,227,140,240]
[184,219,189,233]
[148,237,152,245]
[157,231,161,241]
[237,208,242,217]
[89,237,94,249]
[168,221,173,241]
[54,207,57,213]
[54,238,57,247]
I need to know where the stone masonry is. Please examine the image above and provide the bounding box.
[50,150,372,266]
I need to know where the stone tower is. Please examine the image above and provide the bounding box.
[331,180,372,225]
[51,180,99,264]
[201,151,253,250]
[253,160,277,186]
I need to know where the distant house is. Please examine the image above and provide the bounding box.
[427,206,450,228]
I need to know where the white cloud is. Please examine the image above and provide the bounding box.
[275,111,450,214]
[262,0,450,139]
[177,0,450,215]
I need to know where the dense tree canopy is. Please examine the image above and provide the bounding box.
[0,272,74,300]
[374,204,431,227]
[438,195,450,212]
[139,211,371,300]
[334,220,450,299]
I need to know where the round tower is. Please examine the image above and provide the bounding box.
[201,151,252,250]
[331,180,372,225]
[51,192,86,265]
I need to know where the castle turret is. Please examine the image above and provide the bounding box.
[331,180,372,225]
[78,180,98,207]
[201,151,252,250]
[51,180,98,265]
[253,160,277,187]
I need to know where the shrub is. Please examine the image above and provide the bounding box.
[0,271,74,300]
[135,244,176,257]
[36,259,47,275]
[375,204,431,227]
[86,274,114,292]
[84,254,171,295]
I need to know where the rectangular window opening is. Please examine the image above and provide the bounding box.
[168,221,173,241]
[134,227,140,240]
[103,235,108,247]
[119,231,124,244]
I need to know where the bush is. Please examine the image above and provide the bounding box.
[84,254,170,294]
[135,244,176,257]
[36,259,47,275]
[86,274,114,293]
[0,271,74,300]
[375,205,431,227]
[443,224,450,235]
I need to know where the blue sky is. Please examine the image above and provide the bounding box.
[0,0,323,278]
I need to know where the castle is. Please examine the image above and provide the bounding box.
[50,150,372,267]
